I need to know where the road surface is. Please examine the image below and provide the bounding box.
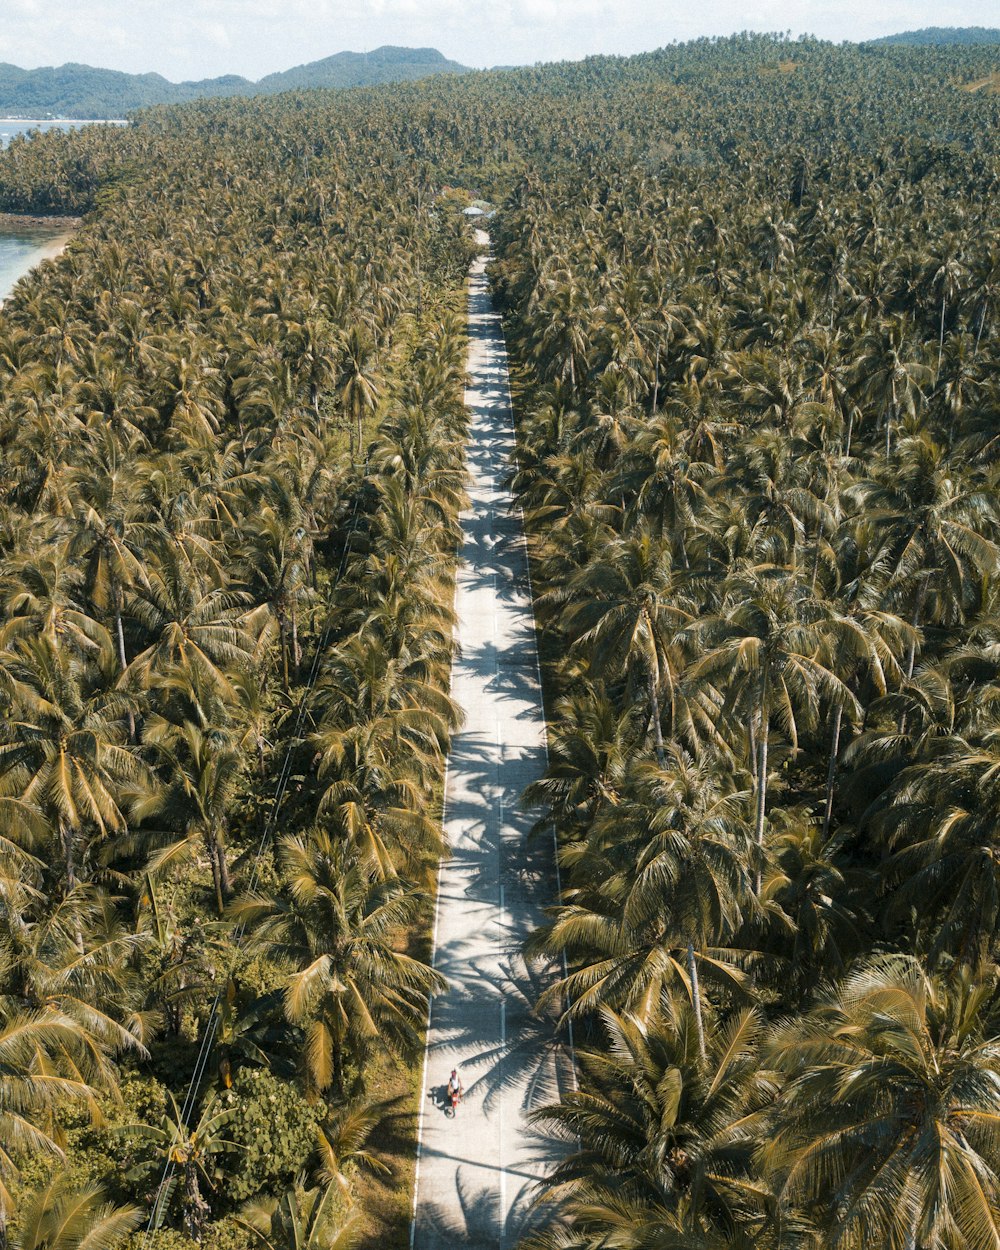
[410,234,571,1250]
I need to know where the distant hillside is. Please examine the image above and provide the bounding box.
[0,46,471,119]
[256,47,467,94]
[867,27,1000,46]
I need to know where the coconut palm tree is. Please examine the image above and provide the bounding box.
[236,1184,359,1250]
[233,832,445,1099]
[689,566,858,892]
[559,526,694,766]
[535,1003,774,1248]
[0,635,149,892]
[0,1005,110,1248]
[10,1177,140,1250]
[763,956,1000,1250]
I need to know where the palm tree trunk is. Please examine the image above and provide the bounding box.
[906,579,929,679]
[60,820,77,891]
[205,828,231,914]
[687,940,706,1061]
[754,684,770,895]
[183,1161,211,1243]
[114,606,128,673]
[109,573,138,741]
[651,343,660,414]
[279,614,290,692]
[822,703,843,839]
[974,301,987,357]
[647,667,666,767]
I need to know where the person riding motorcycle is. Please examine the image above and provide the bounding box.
[447,1068,463,1113]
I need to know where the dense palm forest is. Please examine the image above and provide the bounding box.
[1,28,1000,1250]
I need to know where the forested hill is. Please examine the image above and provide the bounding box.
[2,29,1000,1250]
[868,26,1000,45]
[0,45,469,118]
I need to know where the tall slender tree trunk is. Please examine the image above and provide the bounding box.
[206,829,231,915]
[687,940,706,1061]
[906,578,929,680]
[974,301,987,358]
[651,344,660,414]
[111,575,137,740]
[114,606,128,674]
[61,820,77,891]
[647,666,666,768]
[183,1161,211,1244]
[822,703,843,839]
[279,613,290,692]
[753,684,770,896]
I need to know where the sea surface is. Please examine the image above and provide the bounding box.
[0,119,123,299]
[0,228,67,302]
[0,117,124,146]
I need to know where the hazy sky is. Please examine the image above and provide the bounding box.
[2,0,998,80]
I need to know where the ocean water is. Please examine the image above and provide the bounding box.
[0,117,123,147]
[0,119,123,299]
[0,229,66,301]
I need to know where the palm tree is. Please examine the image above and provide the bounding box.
[0,635,149,892]
[534,1003,773,1248]
[855,318,931,458]
[559,526,693,766]
[10,1177,140,1250]
[311,637,454,877]
[124,538,262,708]
[871,724,1000,966]
[848,432,1000,678]
[338,324,381,459]
[236,1184,359,1250]
[314,1100,391,1202]
[521,687,642,839]
[607,751,756,1057]
[233,833,445,1099]
[763,956,1000,1250]
[0,1005,109,1248]
[65,466,151,676]
[0,881,154,1057]
[138,674,244,913]
[689,566,858,892]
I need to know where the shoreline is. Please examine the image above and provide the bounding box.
[35,231,74,262]
[0,117,127,125]
[0,211,81,230]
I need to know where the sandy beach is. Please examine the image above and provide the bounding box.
[0,217,80,302]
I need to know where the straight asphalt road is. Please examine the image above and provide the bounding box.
[410,234,571,1250]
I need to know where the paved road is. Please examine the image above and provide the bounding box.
[410,237,571,1250]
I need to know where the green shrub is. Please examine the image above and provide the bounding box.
[216,1069,322,1203]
